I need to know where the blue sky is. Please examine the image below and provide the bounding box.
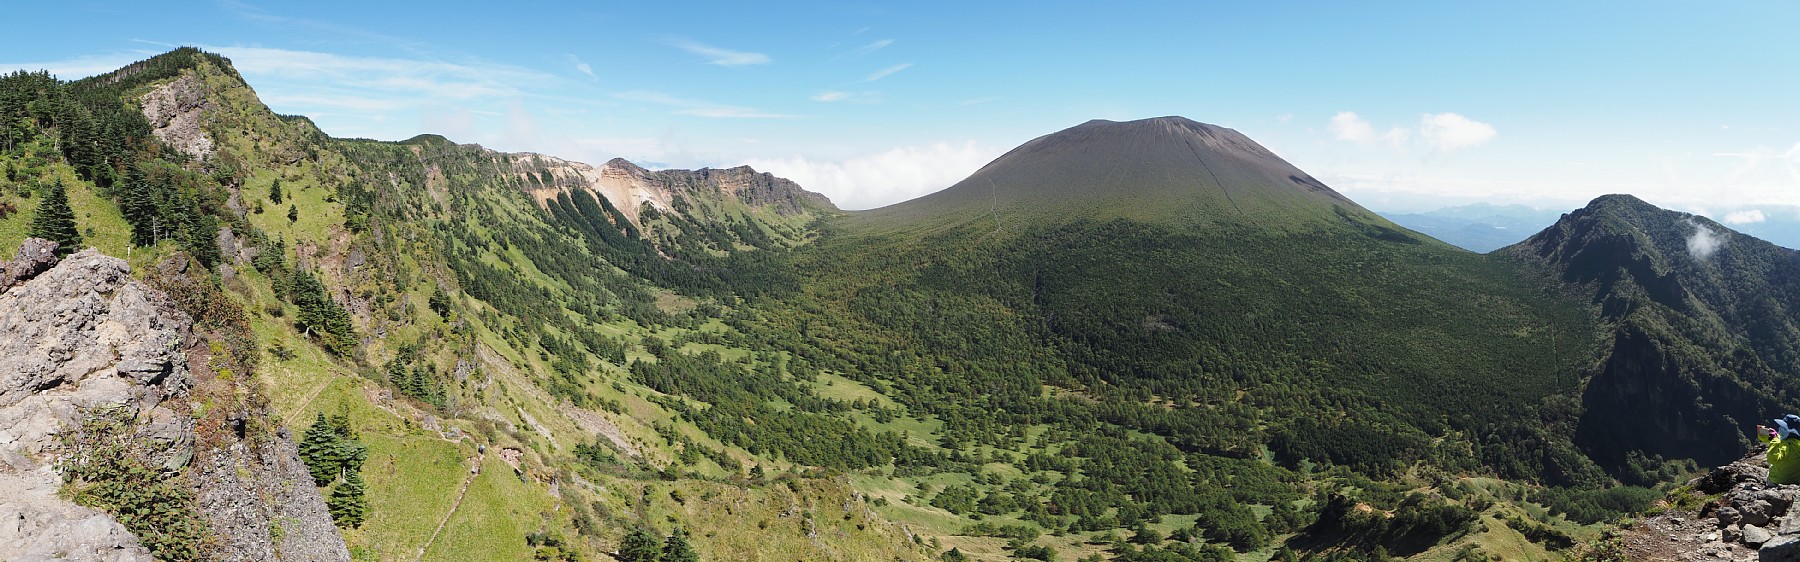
[6,1,1799,217]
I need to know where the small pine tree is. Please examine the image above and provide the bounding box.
[269,179,283,203]
[660,527,698,562]
[618,528,662,562]
[28,179,80,255]
[184,213,220,267]
[287,203,298,224]
[428,285,451,317]
[299,413,340,486]
[327,467,369,528]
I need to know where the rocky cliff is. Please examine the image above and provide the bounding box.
[0,239,347,561]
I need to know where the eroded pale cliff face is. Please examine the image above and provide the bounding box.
[512,153,835,227]
[0,240,348,561]
[514,153,673,225]
[140,73,215,162]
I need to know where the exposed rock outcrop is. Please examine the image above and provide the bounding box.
[0,244,179,561]
[140,73,215,161]
[0,237,58,292]
[0,241,348,561]
[1613,448,1800,561]
[194,433,350,562]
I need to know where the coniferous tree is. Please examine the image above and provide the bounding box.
[429,285,452,317]
[327,468,369,527]
[660,527,698,562]
[618,528,662,562]
[299,411,369,528]
[184,213,219,267]
[269,179,283,203]
[287,203,298,223]
[299,412,341,486]
[120,167,158,246]
[28,179,80,255]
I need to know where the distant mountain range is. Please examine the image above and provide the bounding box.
[1379,203,1569,253]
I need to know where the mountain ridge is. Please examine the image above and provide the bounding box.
[1508,194,1800,475]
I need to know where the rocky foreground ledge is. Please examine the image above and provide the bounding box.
[1613,448,1800,561]
[0,240,347,561]
[0,241,181,561]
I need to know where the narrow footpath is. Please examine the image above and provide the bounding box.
[413,449,487,562]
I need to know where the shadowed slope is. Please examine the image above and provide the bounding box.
[1507,194,1800,475]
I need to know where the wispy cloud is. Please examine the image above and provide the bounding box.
[865,63,913,82]
[0,51,160,79]
[669,38,770,66]
[217,0,430,55]
[811,90,883,104]
[834,39,894,60]
[958,96,1002,106]
[1715,143,1800,184]
[616,90,793,119]
[194,46,567,139]
[680,107,790,118]
[214,47,543,99]
[567,54,597,81]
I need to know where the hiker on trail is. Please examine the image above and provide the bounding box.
[1757,414,1800,485]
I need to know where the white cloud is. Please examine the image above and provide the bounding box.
[866,63,913,82]
[1686,218,1726,260]
[1328,111,1495,152]
[748,141,1002,210]
[1382,127,1411,146]
[1329,111,1374,142]
[1330,111,1408,148]
[567,54,597,81]
[669,39,770,66]
[812,91,850,102]
[1419,112,1497,152]
[1724,209,1768,224]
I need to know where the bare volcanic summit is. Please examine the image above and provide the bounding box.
[858,116,1399,235]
